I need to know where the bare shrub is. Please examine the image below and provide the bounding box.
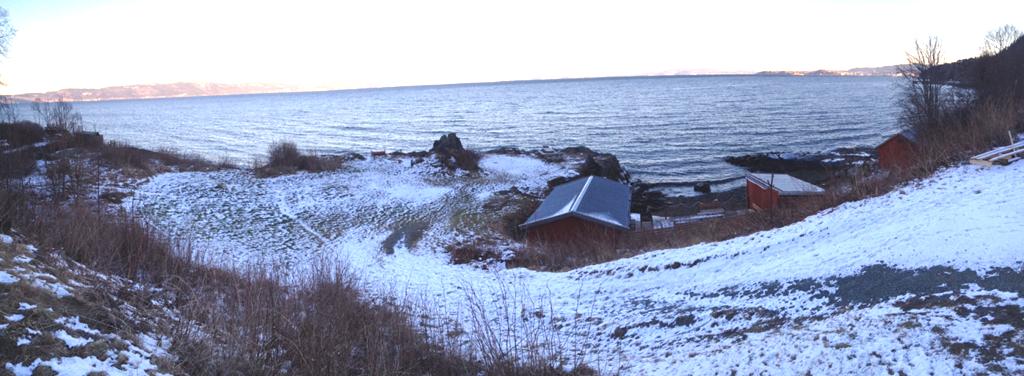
[268,141,301,167]
[982,25,1022,56]
[899,37,948,133]
[462,279,594,375]
[0,180,28,232]
[44,157,96,201]
[0,121,44,148]
[0,95,18,123]
[31,98,83,133]
[0,149,36,179]
[256,141,344,177]
[18,203,184,283]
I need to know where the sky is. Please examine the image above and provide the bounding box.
[0,0,1022,94]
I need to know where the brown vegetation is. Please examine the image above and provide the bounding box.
[0,149,36,179]
[98,140,232,177]
[255,141,345,177]
[0,121,45,147]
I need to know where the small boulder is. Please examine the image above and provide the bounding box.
[693,181,711,194]
[577,154,629,182]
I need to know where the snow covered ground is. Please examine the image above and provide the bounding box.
[131,155,1024,374]
[1,236,176,375]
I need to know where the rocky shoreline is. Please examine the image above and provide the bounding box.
[379,134,879,218]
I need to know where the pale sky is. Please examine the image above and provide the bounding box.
[0,0,1022,94]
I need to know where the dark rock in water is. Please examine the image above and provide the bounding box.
[577,154,629,183]
[562,145,596,155]
[631,183,668,215]
[724,147,876,185]
[693,181,711,194]
[724,153,825,173]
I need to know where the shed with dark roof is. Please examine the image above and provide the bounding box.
[746,173,825,210]
[520,175,631,244]
[877,130,919,170]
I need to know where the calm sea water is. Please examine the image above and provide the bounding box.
[67,75,900,184]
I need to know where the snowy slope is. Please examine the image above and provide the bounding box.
[1,236,178,375]
[133,157,1024,374]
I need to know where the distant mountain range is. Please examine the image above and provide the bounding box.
[755,65,906,77]
[12,82,296,102]
[13,66,907,102]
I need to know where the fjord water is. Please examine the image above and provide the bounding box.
[74,75,900,184]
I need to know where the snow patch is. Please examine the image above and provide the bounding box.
[0,271,16,284]
[56,316,102,336]
[54,330,91,348]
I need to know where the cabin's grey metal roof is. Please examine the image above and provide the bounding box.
[886,129,919,143]
[748,173,825,196]
[520,176,631,230]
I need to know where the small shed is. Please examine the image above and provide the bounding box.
[746,173,825,210]
[520,176,631,245]
[877,130,919,170]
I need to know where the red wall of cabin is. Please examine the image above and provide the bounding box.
[746,180,780,210]
[526,216,622,246]
[878,136,916,170]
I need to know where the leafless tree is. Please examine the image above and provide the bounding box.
[0,95,16,123]
[982,25,1021,56]
[32,98,83,133]
[0,7,15,85]
[899,37,946,132]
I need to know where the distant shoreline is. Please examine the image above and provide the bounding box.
[10,74,899,104]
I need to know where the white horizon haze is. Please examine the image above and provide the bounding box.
[0,0,1022,95]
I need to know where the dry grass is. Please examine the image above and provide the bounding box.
[255,141,344,178]
[909,98,1021,175]
[98,140,233,176]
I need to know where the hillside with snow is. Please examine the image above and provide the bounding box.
[0,235,179,375]
[123,153,1024,374]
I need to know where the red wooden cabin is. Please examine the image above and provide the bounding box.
[746,173,825,210]
[520,176,631,245]
[877,131,918,170]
